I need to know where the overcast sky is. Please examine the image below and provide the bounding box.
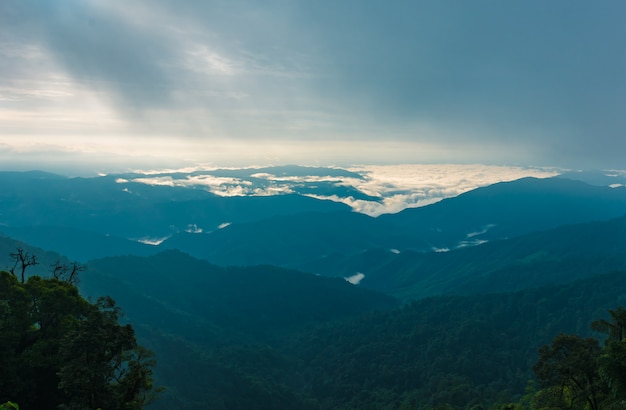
[1,0,624,173]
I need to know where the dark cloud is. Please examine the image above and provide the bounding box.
[296,2,626,147]
[2,1,183,110]
[1,0,625,169]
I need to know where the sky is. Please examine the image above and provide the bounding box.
[1,0,625,174]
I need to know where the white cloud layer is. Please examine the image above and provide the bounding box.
[127,164,560,216]
[316,164,560,216]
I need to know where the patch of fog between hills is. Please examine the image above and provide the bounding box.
[345,273,365,285]
[121,164,561,217]
[133,222,231,245]
[134,236,171,246]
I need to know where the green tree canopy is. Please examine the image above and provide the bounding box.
[594,306,626,405]
[0,270,158,409]
[530,307,626,410]
[533,333,604,410]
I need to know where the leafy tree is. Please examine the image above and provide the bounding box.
[532,334,604,410]
[0,270,158,409]
[18,275,91,407]
[597,341,626,407]
[0,271,38,404]
[530,308,626,410]
[58,297,158,410]
[592,306,626,343]
[593,306,626,404]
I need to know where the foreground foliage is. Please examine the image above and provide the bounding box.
[525,307,626,410]
[0,270,157,409]
[80,247,626,409]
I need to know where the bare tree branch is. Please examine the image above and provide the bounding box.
[51,260,84,285]
[9,247,39,283]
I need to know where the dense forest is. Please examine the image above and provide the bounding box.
[286,272,626,409]
[0,254,158,410]
[4,253,626,408]
[80,250,626,409]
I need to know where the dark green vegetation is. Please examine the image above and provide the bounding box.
[1,169,626,408]
[291,274,626,409]
[81,251,398,346]
[81,250,626,409]
[76,251,397,409]
[0,268,157,409]
[527,307,626,409]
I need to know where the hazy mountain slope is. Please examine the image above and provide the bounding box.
[380,176,626,248]
[289,269,626,409]
[160,210,416,266]
[301,215,626,301]
[558,169,626,186]
[3,171,626,270]
[0,170,351,262]
[81,250,398,344]
[4,171,626,293]
[79,250,399,408]
[82,251,626,409]
[159,177,626,270]
[0,226,160,262]
[0,170,350,238]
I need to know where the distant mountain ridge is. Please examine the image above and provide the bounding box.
[2,172,626,268]
[158,176,626,270]
[380,176,626,246]
[302,214,626,300]
[80,250,399,345]
[0,169,351,260]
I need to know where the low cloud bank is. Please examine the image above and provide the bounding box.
[308,164,560,216]
[128,164,561,216]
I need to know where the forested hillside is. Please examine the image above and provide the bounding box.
[0,269,157,409]
[76,249,626,409]
[288,270,626,408]
[0,237,616,409]
[3,172,626,269]
[302,214,626,300]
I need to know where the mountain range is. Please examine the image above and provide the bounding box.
[2,170,626,270]
[1,167,626,408]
